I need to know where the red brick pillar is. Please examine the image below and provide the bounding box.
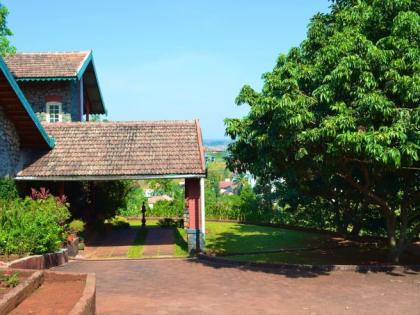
[185,178,204,252]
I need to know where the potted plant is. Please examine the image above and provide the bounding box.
[67,219,85,257]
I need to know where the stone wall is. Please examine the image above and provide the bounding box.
[18,80,82,122]
[0,107,20,177]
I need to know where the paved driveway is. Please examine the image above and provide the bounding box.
[54,259,420,315]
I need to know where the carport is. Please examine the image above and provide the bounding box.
[14,120,207,252]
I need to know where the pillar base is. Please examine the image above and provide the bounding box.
[186,229,205,254]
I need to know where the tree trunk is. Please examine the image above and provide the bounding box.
[385,212,399,263]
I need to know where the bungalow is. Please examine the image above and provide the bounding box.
[219,180,235,195]
[148,195,173,209]
[0,51,206,252]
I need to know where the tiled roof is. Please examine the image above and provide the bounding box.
[4,51,90,78]
[148,195,173,204]
[16,120,206,178]
[219,181,234,189]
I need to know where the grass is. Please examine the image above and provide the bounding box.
[174,227,189,257]
[205,221,329,255]
[127,219,158,258]
[205,221,420,265]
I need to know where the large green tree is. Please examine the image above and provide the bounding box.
[225,0,419,261]
[0,3,15,56]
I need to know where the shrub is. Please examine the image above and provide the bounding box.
[148,199,184,218]
[0,197,70,256]
[158,218,177,228]
[107,216,130,229]
[68,219,85,234]
[0,178,18,201]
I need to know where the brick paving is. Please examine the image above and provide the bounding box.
[142,228,175,257]
[81,227,138,259]
[54,258,420,315]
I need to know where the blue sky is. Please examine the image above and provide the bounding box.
[3,0,329,139]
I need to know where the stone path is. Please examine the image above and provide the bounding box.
[55,259,420,315]
[142,227,175,257]
[81,227,138,259]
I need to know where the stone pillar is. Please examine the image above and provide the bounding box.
[185,178,204,253]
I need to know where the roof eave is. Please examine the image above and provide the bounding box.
[77,51,107,115]
[14,173,206,181]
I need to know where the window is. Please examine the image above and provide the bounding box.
[46,102,62,123]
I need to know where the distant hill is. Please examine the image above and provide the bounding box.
[203,139,230,147]
[203,139,230,152]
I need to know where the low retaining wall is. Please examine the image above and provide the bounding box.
[0,270,96,315]
[198,253,420,273]
[0,270,43,314]
[5,249,68,270]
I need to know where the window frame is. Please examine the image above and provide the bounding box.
[46,101,63,123]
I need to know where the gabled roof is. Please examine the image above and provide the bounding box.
[16,120,206,180]
[4,51,106,114]
[3,51,90,79]
[0,57,54,149]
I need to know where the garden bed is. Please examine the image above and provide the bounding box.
[0,269,95,315]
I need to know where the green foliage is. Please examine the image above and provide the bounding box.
[0,3,15,56]
[146,179,185,218]
[0,197,70,256]
[0,178,18,201]
[225,0,419,260]
[149,199,184,218]
[68,219,85,234]
[0,271,20,288]
[107,216,130,229]
[118,187,147,217]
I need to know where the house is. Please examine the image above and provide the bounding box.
[0,51,206,252]
[219,180,235,195]
[4,51,105,123]
[147,195,173,208]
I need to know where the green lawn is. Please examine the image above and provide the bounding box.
[127,219,158,258]
[205,221,329,255]
[174,228,189,257]
[205,221,420,265]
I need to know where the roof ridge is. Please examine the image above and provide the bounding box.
[12,51,91,55]
[42,120,197,126]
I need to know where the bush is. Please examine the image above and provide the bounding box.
[0,178,18,201]
[158,218,177,228]
[106,216,130,229]
[68,219,85,235]
[0,197,70,256]
[148,199,184,218]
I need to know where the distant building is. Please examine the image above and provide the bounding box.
[219,181,235,195]
[148,195,173,208]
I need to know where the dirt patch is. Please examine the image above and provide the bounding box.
[9,278,85,315]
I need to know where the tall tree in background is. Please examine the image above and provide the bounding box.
[225,0,419,261]
[0,3,15,56]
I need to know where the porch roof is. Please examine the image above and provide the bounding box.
[15,120,206,180]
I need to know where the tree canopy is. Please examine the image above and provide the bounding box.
[225,0,419,261]
[0,3,15,56]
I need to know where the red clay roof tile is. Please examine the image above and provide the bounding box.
[16,120,206,178]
